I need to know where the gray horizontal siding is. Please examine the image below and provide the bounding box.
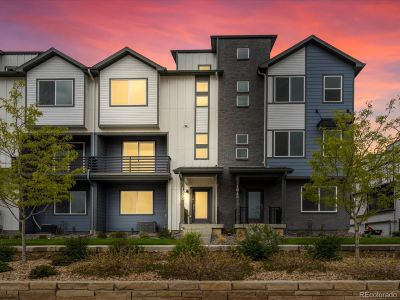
[267,104,305,130]
[177,53,217,70]
[0,54,38,70]
[267,43,354,177]
[269,48,305,75]
[105,183,167,232]
[26,56,85,126]
[99,56,158,126]
[195,107,208,133]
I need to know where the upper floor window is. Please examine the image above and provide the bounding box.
[236,148,248,160]
[237,48,249,60]
[236,80,250,107]
[198,65,211,70]
[323,75,342,102]
[120,190,153,215]
[110,79,147,106]
[195,76,210,160]
[301,186,337,213]
[236,134,248,145]
[54,191,86,215]
[237,81,249,93]
[38,79,73,106]
[274,76,305,102]
[274,130,304,157]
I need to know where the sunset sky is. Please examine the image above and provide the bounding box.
[0,0,399,112]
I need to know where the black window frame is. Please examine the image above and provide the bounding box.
[273,130,305,157]
[274,76,305,103]
[37,79,74,107]
[301,186,338,213]
[54,191,87,215]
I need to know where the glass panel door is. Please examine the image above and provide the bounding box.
[192,189,211,223]
[122,141,155,172]
[247,190,263,223]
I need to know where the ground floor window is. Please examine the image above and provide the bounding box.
[301,186,337,213]
[120,190,153,215]
[54,191,87,215]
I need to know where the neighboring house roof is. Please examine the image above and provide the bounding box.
[18,48,86,72]
[159,70,223,76]
[259,35,365,75]
[211,34,277,51]
[170,49,214,63]
[93,47,166,71]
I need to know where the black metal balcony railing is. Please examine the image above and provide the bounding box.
[71,156,171,174]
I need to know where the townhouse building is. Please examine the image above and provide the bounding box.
[0,34,365,235]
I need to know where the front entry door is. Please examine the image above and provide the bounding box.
[247,190,264,223]
[192,188,211,223]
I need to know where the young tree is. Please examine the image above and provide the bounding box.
[304,98,400,261]
[0,81,80,262]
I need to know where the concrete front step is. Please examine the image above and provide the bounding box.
[180,224,224,245]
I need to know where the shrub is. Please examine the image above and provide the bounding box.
[392,231,400,237]
[264,251,327,273]
[0,261,12,273]
[238,224,282,261]
[63,237,89,261]
[0,245,16,262]
[29,265,58,279]
[96,232,107,239]
[109,238,140,255]
[109,232,127,239]
[171,232,205,258]
[307,235,342,261]
[139,231,149,239]
[51,253,74,266]
[158,228,172,239]
[159,251,252,280]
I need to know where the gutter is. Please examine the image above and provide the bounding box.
[257,68,267,167]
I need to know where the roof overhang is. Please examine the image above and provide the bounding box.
[229,166,293,175]
[173,167,224,175]
[170,49,214,63]
[159,70,223,76]
[0,71,25,78]
[259,35,366,76]
[211,35,277,52]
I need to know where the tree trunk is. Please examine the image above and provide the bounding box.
[354,220,360,262]
[21,219,26,263]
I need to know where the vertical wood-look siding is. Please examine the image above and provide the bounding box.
[177,53,217,70]
[26,56,85,126]
[99,56,158,126]
[267,104,305,129]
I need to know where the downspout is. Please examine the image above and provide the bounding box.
[257,69,267,167]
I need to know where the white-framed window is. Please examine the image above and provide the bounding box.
[120,190,153,215]
[301,186,338,213]
[237,48,249,60]
[322,129,343,156]
[54,191,86,215]
[323,75,342,102]
[274,76,305,102]
[237,81,249,93]
[37,79,73,106]
[274,131,304,157]
[236,134,248,145]
[236,148,248,160]
[236,95,249,107]
[110,78,147,106]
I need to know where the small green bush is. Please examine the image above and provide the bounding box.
[109,232,127,239]
[29,265,58,279]
[109,238,140,255]
[63,237,89,261]
[96,232,107,239]
[0,261,12,273]
[392,231,400,237]
[160,251,252,280]
[307,235,342,261]
[158,228,173,239]
[51,253,74,266]
[171,232,205,258]
[238,225,282,261]
[0,245,16,262]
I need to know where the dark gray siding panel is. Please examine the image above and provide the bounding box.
[96,183,106,232]
[105,183,167,232]
[267,43,355,177]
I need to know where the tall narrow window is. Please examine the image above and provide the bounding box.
[111,79,147,106]
[195,76,210,159]
[323,76,342,102]
[236,80,250,107]
[120,191,153,214]
[38,79,73,106]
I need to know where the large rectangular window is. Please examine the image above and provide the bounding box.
[120,191,153,214]
[301,186,337,213]
[122,141,155,172]
[323,75,342,102]
[110,79,147,106]
[38,79,73,106]
[274,76,304,102]
[54,191,86,215]
[274,131,304,157]
[195,77,210,160]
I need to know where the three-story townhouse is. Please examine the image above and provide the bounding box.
[0,34,365,237]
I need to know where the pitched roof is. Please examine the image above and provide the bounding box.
[18,48,86,72]
[93,47,165,71]
[259,35,365,75]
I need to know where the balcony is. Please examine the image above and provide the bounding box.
[73,156,171,181]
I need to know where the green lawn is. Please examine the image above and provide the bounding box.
[0,237,178,246]
[282,237,400,245]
